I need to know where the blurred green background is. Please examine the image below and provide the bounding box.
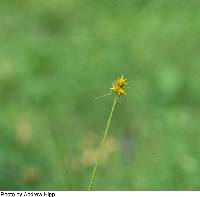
[0,0,200,191]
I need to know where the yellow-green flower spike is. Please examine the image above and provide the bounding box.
[111,76,127,97]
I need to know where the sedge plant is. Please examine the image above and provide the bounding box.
[88,75,128,191]
[48,129,72,190]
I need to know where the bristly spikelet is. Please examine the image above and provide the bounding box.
[89,75,127,190]
[111,75,127,97]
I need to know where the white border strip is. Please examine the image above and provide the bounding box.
[1,191,200,197]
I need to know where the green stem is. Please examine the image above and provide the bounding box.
[49,130,72,190]
[88,96,118,191]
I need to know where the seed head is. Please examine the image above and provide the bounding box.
[111,75,127,97]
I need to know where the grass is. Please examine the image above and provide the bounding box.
[88,96,118,190]
[0,0,200,190]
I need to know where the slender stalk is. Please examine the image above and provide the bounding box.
[49,130,72,190]
[88,96,118,191]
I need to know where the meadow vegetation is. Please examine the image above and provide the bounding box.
[0,0,200,190]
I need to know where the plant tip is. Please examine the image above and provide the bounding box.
[110,75,127,97]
